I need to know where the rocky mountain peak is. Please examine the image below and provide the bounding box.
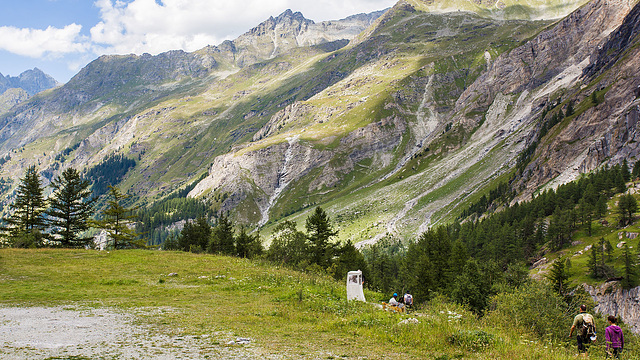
[274,9,310,24]
[0,68,59,96]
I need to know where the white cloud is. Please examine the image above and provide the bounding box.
[0,24,89,58]
[90,0,290,55]
[89,0,394,55]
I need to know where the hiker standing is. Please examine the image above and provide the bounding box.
[569,304,596,356]
[403,291,413,310]
[605,315,624,359]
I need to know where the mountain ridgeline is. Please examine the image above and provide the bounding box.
[0,0,639,250]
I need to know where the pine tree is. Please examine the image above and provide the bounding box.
[305,206,338,268]
[588,245,600,278]
[617,193,637,226]
[578,198,593,236]
[633,159,640,179]
[178,216,210,252]
[2,165,47,246]
[547,259,569,296]
[595,195,608,219]
[621,244,637,289]
[208,212,234,255]
[46,168,96,247]
[235,227,263,259]
[621,159,631,182]
[604,239,613,262]
[565,100,574,117]
[615,171,627,194]
[93,186,140,249]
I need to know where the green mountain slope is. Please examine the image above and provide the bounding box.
[1,0,639,250]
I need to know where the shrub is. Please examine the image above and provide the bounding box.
[485,281,569,339]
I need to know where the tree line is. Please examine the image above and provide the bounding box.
[164,206,368,283]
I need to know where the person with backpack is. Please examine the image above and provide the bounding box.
[403,291,413,310]
[605,315,624,359]
[569,304,597,356]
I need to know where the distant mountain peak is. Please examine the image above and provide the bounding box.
[0,68,59,96]
[275,9,309,23]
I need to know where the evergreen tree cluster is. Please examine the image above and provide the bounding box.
[54,143,81,163]
[165,206,369,284]
[265,207,368,282]
[1,166,96,248]
[1,166,143,249]
[136,197,211,246]
[84,154,136,198]
[164,212,263,259]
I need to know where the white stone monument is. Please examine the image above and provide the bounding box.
[346,270,365,302]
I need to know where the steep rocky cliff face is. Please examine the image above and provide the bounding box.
[585,283,640,334]
[515,0,640,196]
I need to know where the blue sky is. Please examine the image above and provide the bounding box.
[0,0,395,83]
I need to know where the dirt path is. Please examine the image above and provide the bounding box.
[0,306,261,359]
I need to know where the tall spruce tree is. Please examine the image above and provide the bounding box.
[621,244,637,289]
[46,168,96,247]
[547,259,569,296]
[178,216,211,252]
[305,206,338,268]
[235,227,263,259]
[621,159,631,182]
[617,193,637,226]
[93,186,139,249]
[633,159,640,179]
[208,212,234,255]
[2,165,47,246]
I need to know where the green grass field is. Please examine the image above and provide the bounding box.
[0,248,617,359]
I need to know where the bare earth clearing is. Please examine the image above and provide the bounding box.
[0,306,265,359]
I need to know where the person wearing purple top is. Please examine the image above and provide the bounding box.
[605,315,624,359]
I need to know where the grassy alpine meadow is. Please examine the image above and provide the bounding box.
[0,248,612,359]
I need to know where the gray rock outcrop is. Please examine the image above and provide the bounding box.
[584,283,640,334]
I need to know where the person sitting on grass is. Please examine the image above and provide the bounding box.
[389,293,400,306]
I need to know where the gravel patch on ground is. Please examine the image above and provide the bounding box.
[0,306,263,359]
